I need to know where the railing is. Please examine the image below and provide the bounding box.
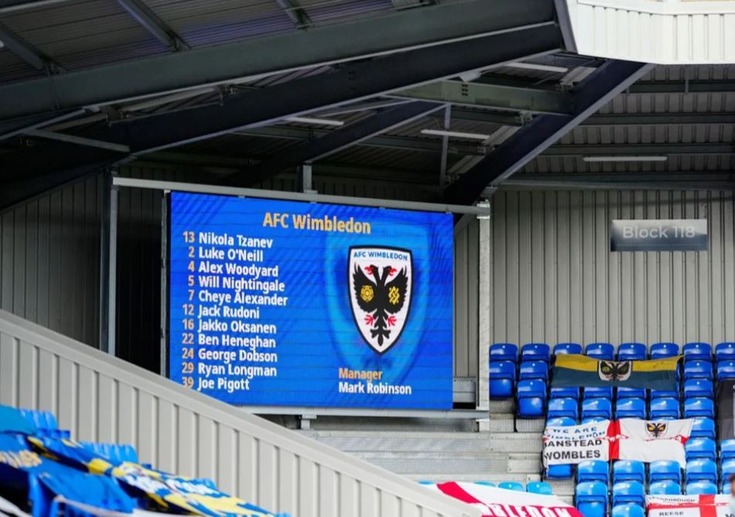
[0,310,480,517]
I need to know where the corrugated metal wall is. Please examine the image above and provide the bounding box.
[564,0,735,64]
[0,176,105,348]
[1,167,482,381]
[489,189,735,346]
[0,309,480,517]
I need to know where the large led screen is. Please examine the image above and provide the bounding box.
[169,192,453,409]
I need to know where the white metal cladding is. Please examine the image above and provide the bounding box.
[0,310,481,517]
[488,189,735,346]
[563,0,735,64]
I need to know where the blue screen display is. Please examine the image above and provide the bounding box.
[169,192,454,409]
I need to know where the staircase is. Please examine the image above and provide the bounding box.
[301,400,576,504]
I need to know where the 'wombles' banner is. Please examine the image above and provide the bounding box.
[543,419,693,467]
[542,420,610,466]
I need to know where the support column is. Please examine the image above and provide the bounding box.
[477,199,491,412]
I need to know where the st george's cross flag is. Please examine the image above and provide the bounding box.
[612,418,693,467]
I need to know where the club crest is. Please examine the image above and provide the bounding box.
[597,360,632,382]
[646,421,668,438]
[348,246,413,354]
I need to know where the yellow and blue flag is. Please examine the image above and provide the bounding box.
[551,354,680,390]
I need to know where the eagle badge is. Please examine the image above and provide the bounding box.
[348,246,413,354]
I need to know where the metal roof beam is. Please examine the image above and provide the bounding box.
[443,60,655,206]
[0,25,561,209]
[234,125,485,155]
[0,21,61,71]
[545,143,735,156]
[628,81,735,93]
[583,112,735,125]
[0,0,555,121]
[392,80,572,115]
[274,0,311,27]
[224,101,444,186]
[109,25,560,153]
[114,0,188,51]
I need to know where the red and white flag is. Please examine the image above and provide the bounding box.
[647,495,729,517]
[612,418,693,467]
[428,481,583,517]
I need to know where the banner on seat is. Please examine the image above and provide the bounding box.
[613,418,692,467]
[543,419,693,467]
[647,495,729,517]
[551,354,679,390]
[542,420,610,466]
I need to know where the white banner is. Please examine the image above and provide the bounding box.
[616,419,693,467]
[542,420,610,466]
[429,482,582,517]
[647,495,730,517]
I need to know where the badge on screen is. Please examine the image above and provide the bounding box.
[348,246,413,354]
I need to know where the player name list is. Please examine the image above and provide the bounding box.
[174,230,287,395]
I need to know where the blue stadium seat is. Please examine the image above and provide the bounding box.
[521,343,551,363]
[545,416,576,479]
[613,461,645,485]
[577,460,609,485]
[683,342,713,363]
[686,459,718,485]
[717,361,735,381]
[519,360,549,381]
[498,481,525,491]
[474,481,495,486]
[547,398,579,420]
[582,417,608,425]
[575,481,608,517]
[716,342,735,363]
[723,482,733,495]
[517,380,547,418]
[554,343,583,356]
[546,416,576,428]
[649,460,682,484]
[611,481,645,507]
[721,439,735,462]
[615,398,646,420]
[650,342,680,359]
[650,398,680,420]
[491,343,518,364]
[720,459,735,481]
[418,480,435,485]
[651,384,681,402]
[648,481,681,495]
[526,481,553,495]
[684,398,715,419]
[550,386,580,400]
[617,343,647,361]
[582,398,612,420]
[690,418,715,440]
[685,438,717,462]
[686,481,718,495]
[684,379,714,400]
[612,504,645,517]
[583,386,613,401]
[684,360,713,381]
[489,361,516,399]
[586,343,615,360]
[617,387,646,401]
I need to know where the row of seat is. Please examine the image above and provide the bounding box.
[518,381,716,419]
[491,341,735,363]
[576,479,721,517]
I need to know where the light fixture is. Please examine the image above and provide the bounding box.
[421,129,490,140]
[285,116,344,127]
[583,156,668,163]
[506,62,569,74]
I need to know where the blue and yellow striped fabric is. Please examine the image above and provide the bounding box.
[551,354,680,390]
